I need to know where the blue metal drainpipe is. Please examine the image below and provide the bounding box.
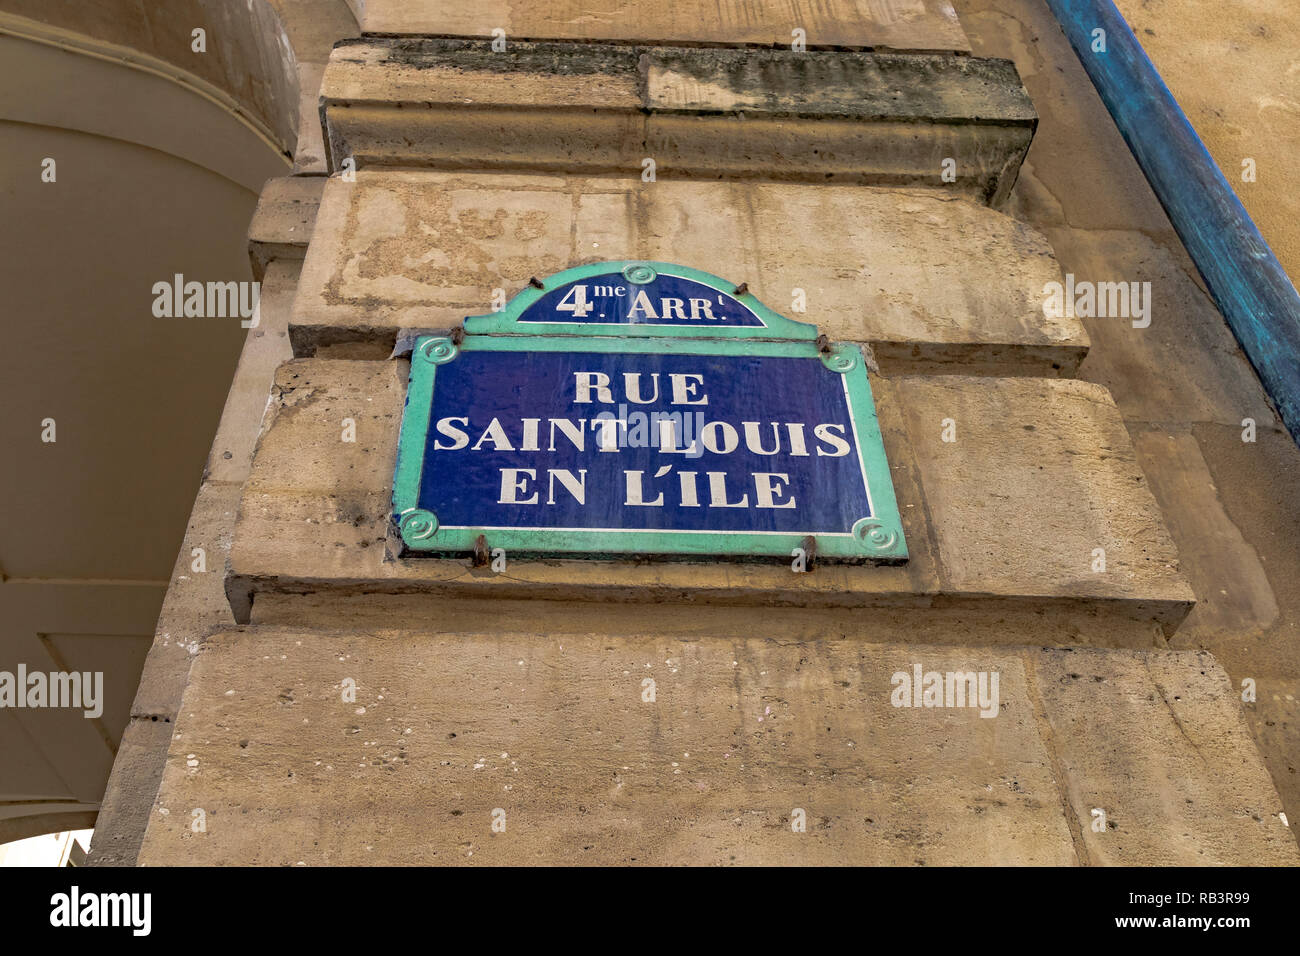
[1042,0,1300,445]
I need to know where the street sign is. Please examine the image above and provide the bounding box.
[392,262,907,562]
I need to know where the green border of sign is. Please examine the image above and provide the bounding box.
[392,262,907,562]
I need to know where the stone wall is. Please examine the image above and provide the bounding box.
[89,0,1300,865]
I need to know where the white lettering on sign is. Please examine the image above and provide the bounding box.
[671,374,708,405]
[434,372,860,513]
[628,290,658,321]
[556,283,595,317]
[573,372,612,404]
[553,284,729,322]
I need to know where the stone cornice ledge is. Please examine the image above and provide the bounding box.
[320,37,1037,203]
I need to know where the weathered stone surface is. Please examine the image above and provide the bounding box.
[247,177,324,280]
[1045,228,1270,428]
[132,259,305,719]
[957,0,1300,859]
[135,628,1296,865]
[291,171,1086,373]
[84,717,175,866]
[129,479,241,720]
[225,360,1191,637]
[264,0,362,172]
[322,39,642,108]
[893,376,1191,604]
[244,591,1165,649]
[206,260,298,486]
[354,0,971,53]
[643,45,1026,120]
[321,40,1031,200]
[1168,422,1300,829]
[1112,0,1300,283]
[1130,429,1278,638]
[1032,647,1296,865]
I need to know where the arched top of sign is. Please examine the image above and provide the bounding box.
[464,261,819,342]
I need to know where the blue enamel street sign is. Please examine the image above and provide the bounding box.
[392,262,907,562]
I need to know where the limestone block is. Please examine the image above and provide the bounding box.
[135,628,1297,865]
[1033,647,1297,865]
[244,591,1169,649]
[225,360,1192,636]
[129,478,242,720]
[84,717,175,867]
[354,0,971,52]
[1130,429,1279,638]
[1042,228,1272,428]
[892,376,1192,605]
[320,40,1031,199]
[206,260,298,485]
[247,176,324,280]
[290,170,1086,373]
